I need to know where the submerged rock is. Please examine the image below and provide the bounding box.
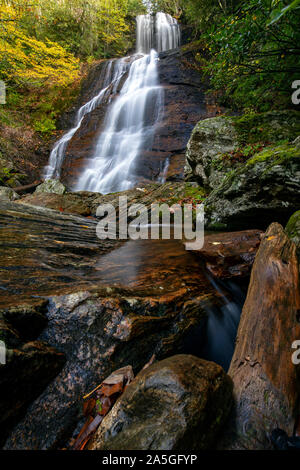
[204,142,300,230]
[0,186,20,201]
[35,179,66,195]
[88,355,233,451]
[191,229,263,279]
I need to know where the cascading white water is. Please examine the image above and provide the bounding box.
[75,50,163,193]
[155,12,181,52]
[136,14,154,54]
[44,12,181,193]
[136,12,181,54]
[43,59,128,179]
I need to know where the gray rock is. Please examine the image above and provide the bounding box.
[0,186,20,201]
[185,116,237,188]
[35,179,66,195]
[88,355,233,451]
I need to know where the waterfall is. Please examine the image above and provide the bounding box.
[43,60,128,180]
[44,13,181,193]
[155,12,181,52]
[75,50,163,193]
[136,13,181,54]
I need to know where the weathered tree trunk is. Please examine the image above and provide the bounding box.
[13,180,43,195]
[221,223,300,449]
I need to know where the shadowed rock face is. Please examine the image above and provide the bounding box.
[0,340,65,447]
[0,199,221,450]
[88,355,233,451]
[58,49,217,188]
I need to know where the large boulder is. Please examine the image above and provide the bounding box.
[204,142,300,230]
[185,111,300,189]
[185,116,237,188]
[88,355,233,451]
[35,179,66,195]
[0,186,20,201]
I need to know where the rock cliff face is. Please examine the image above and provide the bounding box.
[59,48,217,188]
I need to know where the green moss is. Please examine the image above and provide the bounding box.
[184,184,207,200]
[232,111,300,146]
[0,166,26,187]
[246,143,300,168]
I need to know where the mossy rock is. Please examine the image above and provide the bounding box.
[185,111,300,190]
[0,186,20,201]
[204,142,300,230]
[35,179,66,195]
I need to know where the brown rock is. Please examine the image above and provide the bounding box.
[88,355,233,450]
[221,223,300,449]
[192,229,263,279]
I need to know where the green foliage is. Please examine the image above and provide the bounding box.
[18,0,146,60]
[180,0,300,111]
[268,0,300,25]
[33,116,56,134]
[232,111,300,144]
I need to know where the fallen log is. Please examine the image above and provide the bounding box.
[191,229,263,279]
[221,223,300,450]
[13,180,43,195]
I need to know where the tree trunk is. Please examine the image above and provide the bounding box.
[221,223,300,449]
